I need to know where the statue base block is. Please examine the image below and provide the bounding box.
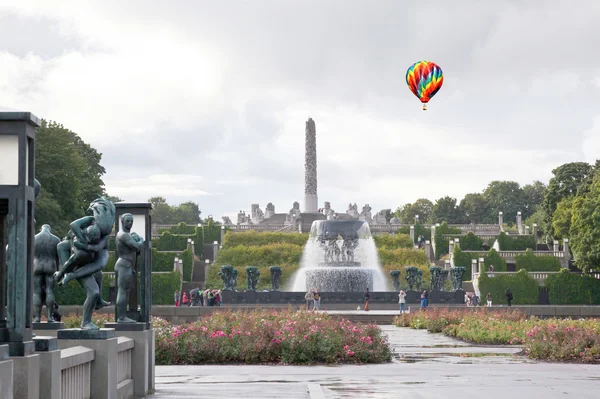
[32,322,65,331]
[0,344,8,361]
[33,336,58,352]
[105,322,150,331]
[57,328,115,340]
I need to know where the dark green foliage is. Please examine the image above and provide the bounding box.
[54,275,112,306]
[149,197,202,225]
[515,249,561,272]
[545,269,600,305]
[478,270,539,305]
[570,170,600,273]
[152,249,182,272]
[397,223,431,242]
[452,246,477,277]
[159,222,197,235]
[434,222,461,259]
[155,232,189,251]
[484,249,507,272]
[151,272,181,305]
[460,232,483,251]
[497,232,536,251]
[372,234,413,249]
[394,199,434,223]
[482,181,526,224]
[180,249,194,281]
[430,196,465,224]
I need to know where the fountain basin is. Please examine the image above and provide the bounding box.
[305,267,373,292]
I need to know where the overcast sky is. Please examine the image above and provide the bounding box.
[1,0,599,220]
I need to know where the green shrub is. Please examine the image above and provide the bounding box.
[484,248,507,272]
[378,247,428,267]
[460,232,483,251]
[397,223,431,243]
[497,232,536,251]
[545,269,600,305]
[180,249,194,281]
[373,234,413,249]
[158,222,196,235]
[152,249,182,272]
[223,231,308,247]
[478,269,539,305]
[434,222,461,260]
[156,232,189,251]
[515,249,561,272]
[151,272,181,304]
[452,246,478,277]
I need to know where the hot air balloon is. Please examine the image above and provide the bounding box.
[406,61,444,110]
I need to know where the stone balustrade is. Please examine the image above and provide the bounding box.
[117,337,134,398]
[463,250,565,259]
[60,346,94,399]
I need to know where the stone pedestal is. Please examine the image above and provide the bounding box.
[105,323,154,397]
[11,353,40,399]
[33,336,60,399]
[58,328,117,399]
[32,322,65,338]
[0,345,13,399]
[304,194,318,214]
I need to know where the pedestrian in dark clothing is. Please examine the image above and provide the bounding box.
[505,289,513,307]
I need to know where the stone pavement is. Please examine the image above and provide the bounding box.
[154,326,599,398]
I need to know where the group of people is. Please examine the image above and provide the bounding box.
[465,289,514,307]
[174,289,222,307]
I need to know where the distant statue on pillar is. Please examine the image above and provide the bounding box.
[114,213,144,323]
[54,197,115,329]
[33,224,61,322]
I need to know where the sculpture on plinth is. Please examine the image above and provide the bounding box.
[33,224,61,322]
[373,210,388,225]
[245,266,260,291]
[430,266,444,291]
[451,266,466,291]
[359,204,372,223]
[221,216,233,226]
[389,270,401,292]
[405,266,423,291]
[114,213,144,323]
[219,265,234,291]
[269,266,282,291]
[230,268,238,291]
[440,270,449,291]
[54,197,115,329]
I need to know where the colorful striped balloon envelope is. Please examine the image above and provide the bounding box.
[406,61,444,110]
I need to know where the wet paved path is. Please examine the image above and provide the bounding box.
[154,326,599,398]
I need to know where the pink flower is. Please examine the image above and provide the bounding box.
[343,345,349,350]
[303,335,308,339]
[346,350,355,356]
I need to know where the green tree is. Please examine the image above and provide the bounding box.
[35,120,106,236]
[173,201,202,225]
[551,197,574,241]
[459,193,491,224]
[394,198,433,224]
[482,181,525,225]
[149,196,174,224]
[524,206,546,242]
[570,172,600,273]
[430,196,464,224]
[522,181,546,219]
[542,162,592,239]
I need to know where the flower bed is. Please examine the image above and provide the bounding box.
[393,308,600,363]
[155,309,392,365]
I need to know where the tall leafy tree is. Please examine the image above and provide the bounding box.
[570,171,600,273]
[394,198,433,223]
[173,201,202,225]
[149,196,174,224]
[551,197,574,241]
[430,196,465,224]
[459,193,491,224]
[542,162,592,239]
[522,180,546,219]
[482,181,525,225]
[35,120,106,236]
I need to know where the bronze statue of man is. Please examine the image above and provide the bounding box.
[54,197,115,329]
[115,213,144,323]
[33,224,61,322]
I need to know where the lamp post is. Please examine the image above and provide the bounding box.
[0,111,40,357]
[112,202,153,325]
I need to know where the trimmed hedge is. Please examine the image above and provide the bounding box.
[452,247,507,277]
[373,234,414,249]
[222,231,308,247]
[478,269,539,305]
[452,247,478,277]
[545,269,600,305]
[55,272,180,306]
[158,222,196,235]
[156,232,189,252]
[460,232,483,251]
[397,223,431,243]
[515,249,561,272]
[434,223,461,260]
[484,249,507,272]
[497,232,536,251]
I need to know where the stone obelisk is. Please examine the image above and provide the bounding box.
[304,118,318,213]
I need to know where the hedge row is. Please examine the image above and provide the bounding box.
[497,232,536,251]
[373,234,413,249]
[478,270,539,305]
[158,222,196,235]
[396,223,431,243]
[54,271,180,305]
[152,222,225,257]
[222,231,308,247]
[434,223,461,259]
[452,247,507,276]
[545,269,600,305]
[515,250,561,272]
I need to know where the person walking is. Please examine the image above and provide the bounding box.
[487,292,493,307]
[364,288,370,311]
[505,288,513,307]
[305,289,313,310]
[174,290,180,307]
[398,290,406,313]
[313,289,321,311]
[420,289,429,310]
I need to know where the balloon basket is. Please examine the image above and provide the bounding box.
[422,104,427,111]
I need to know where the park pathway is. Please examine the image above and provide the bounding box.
[154,326,598,398]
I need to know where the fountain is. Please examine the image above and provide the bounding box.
[291,220,387,292]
